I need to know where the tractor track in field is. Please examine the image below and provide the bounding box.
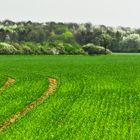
[0,77,15,94]
[0,77,57,132]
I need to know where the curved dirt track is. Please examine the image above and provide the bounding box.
[0,77,15,94]
[0,77,57,132]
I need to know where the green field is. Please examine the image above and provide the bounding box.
[0,55,140,140]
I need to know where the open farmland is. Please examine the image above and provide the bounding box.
[0,55,140,140]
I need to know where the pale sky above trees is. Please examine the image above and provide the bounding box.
[0,0,140,28]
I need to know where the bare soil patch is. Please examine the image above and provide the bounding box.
[0,77,15,94]
[0,78,57,132]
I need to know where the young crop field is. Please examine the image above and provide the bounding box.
[0,55,140,140]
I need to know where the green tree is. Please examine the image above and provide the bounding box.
[120,34,140,52]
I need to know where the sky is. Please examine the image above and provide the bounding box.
[0,0,140,28]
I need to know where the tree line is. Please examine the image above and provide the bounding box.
[0,20,140,54]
